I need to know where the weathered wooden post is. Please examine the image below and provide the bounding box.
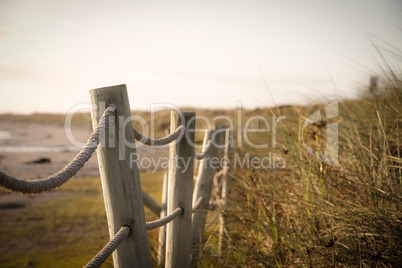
[218,129,233,256]
[165,111,195,268]
[191,129,224,266]
[90,84,152,267]
[157,172,169,266]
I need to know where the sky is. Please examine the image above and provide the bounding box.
[0,0,401,114]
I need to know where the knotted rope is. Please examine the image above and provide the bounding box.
[0,105,116,194]
[133,125,185,146]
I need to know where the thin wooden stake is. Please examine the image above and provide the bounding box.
[157,172,169,266]
[218,129,233,256]
[191,129,224,266]
[165,111,195,268]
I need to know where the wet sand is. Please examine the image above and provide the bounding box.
[0,118,169,180]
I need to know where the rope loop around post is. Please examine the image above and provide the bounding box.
[146,196,203,231]
[0,105,116,194]
[195,140,212,160]
[192,196,203,211]
[146,207,183,230]
[133,125,185,146]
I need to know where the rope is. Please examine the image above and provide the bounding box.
[0,105,116,194]
[146,197,203,231]
[85,205,191,266]
[146,207,183,230]
[192,196,203,212]
[133,125,185,146]
[84,225,131,268]
[195,140,212,160]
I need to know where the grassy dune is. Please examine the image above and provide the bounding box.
[0,75,401,267]
[212,78,401,267]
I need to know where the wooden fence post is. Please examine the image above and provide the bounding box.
[157,172,169,266]
[90,84,152,268]
[191,129,224,266]
[165,111,195,268]
[218,129,233,256]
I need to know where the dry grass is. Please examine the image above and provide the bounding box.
[197,77,402,267]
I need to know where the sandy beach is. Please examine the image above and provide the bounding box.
[0,117,169,180]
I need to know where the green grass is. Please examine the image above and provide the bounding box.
[0,171,166,268]
[0,177,111,267]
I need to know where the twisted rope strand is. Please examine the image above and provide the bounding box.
[195,140,212,160]
[146,207,183,230]
[133,125,185,146]
[146,197,203,231]
[0,105,116,194]
[86,204,202,266]
[84,225,131,268]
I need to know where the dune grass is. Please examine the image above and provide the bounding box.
[196,76,401,267]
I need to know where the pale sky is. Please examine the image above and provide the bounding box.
[0,0,401,114]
